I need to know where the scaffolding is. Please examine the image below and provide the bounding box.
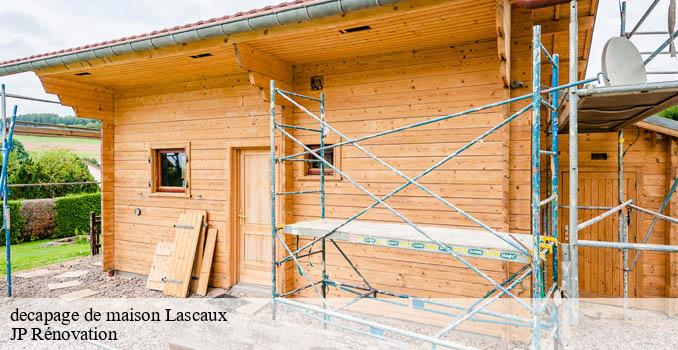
[270,1,678,347]
[267,23,605,348]
[1,84,18,297]
[1,85,101,297]
[564,0,678,320]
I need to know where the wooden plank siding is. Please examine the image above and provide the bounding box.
[286,40,511,297]
[669,139,678,314]
[560,127,673,297]
[110,74,282,288]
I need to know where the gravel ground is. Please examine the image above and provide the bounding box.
[569,301,678,350]
[0,256,164,298]
[0,255,227,299]
[253,303,509,350]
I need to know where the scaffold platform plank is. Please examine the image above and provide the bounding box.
[558,81,678,133]
[284,219,532,263]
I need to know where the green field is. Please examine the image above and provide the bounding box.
[14,135,101,161]
[0,239,90,274]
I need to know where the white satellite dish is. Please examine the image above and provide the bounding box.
[601,36,647,86]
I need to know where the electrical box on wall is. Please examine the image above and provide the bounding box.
[311,76,324,91]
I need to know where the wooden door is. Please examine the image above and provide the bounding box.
[237,149,272,286]
[560,171,639,297]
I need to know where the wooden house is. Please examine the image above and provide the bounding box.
[0,0,675,304]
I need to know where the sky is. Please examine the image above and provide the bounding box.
[0,0,676,116]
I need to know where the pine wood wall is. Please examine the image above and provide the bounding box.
[110,75,274,287]
[285,40,516,298]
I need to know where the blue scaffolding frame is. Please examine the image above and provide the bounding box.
[268,26,598,348]
[1,84,19,297]
[1,84,71,297]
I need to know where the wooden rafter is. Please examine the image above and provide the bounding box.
[39,76,114,121]
[233,43,293,105]
[496,0,511,87]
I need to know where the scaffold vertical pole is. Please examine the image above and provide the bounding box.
[567,0,580,322]
[531,25,543,348]
[320,91,329,325]
[618,129,629,317]
[1,84,9,297]
[320,92,327,299]
[620,1,626,36]
[270,80,278,319]
[551,54,560,285]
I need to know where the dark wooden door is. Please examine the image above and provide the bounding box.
[560,171,639,297]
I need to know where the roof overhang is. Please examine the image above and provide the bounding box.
[0,0,402,77]
[636,115,678,138]
[27,0,510,90]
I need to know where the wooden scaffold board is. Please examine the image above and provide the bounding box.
[196,228,218,296]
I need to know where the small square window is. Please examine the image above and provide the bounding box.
[305,144,335,176]
[157,149,187,192]
[149,143,191,196]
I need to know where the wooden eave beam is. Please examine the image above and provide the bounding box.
[496,0,511,87]
[234,43,293,106]
[38,76,114,121]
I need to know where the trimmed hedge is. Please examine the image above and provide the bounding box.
[54,193,101,238]
[0,200,26,246]
[0,192,100,246]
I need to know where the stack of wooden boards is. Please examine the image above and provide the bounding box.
[145,210,218,297]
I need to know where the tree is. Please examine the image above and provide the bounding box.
[3,140,41,199]
[1,142,98,199]
[31,149,98,198]
[659,105,678,121]
[16,113,100,130]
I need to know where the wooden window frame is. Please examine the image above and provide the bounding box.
[148,142,191,197]
[301,144,341,181]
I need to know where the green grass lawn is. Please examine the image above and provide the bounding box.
[14,135,101,160]
[0,239,90,274]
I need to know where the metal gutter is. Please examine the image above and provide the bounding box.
[0,0,400,77]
